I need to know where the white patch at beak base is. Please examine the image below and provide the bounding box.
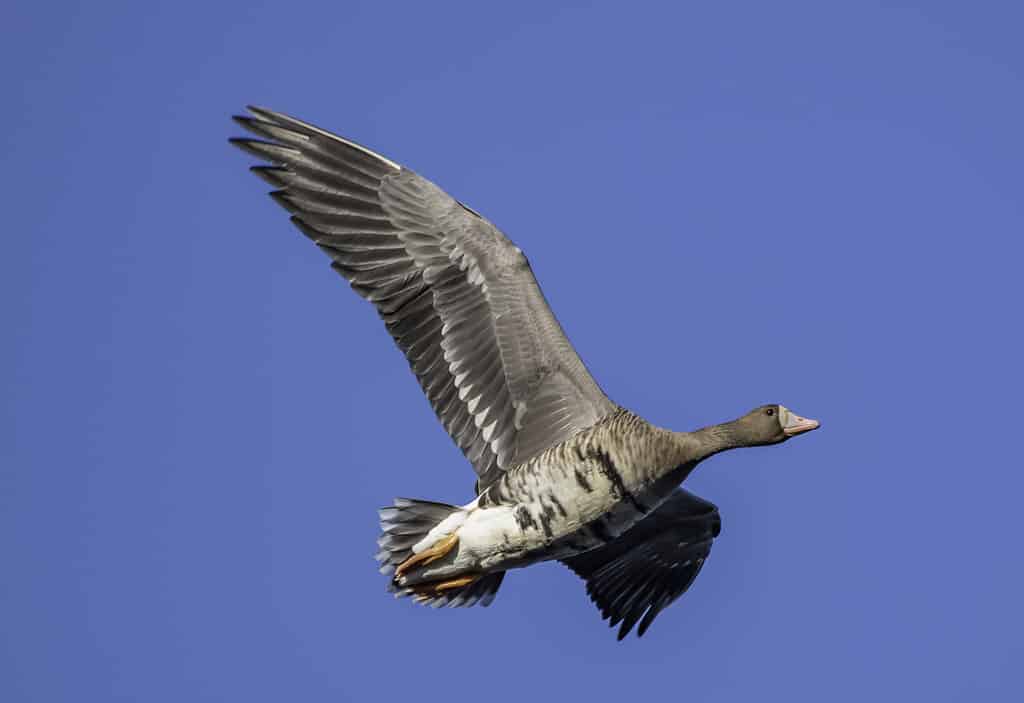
[780,406,820,437]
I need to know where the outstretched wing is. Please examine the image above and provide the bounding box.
[562,489,721,640]
[230,107,616,490]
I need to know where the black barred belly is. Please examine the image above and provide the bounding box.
[480,446,670,564]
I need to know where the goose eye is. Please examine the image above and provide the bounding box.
[766,408,774,416]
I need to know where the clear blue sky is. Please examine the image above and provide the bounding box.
[3,1,1022,700]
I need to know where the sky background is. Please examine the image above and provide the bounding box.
[3,1,1023,700]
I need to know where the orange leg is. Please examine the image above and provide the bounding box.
[395,533,459,578]
[412,574,480,602]
[429,574,478,592]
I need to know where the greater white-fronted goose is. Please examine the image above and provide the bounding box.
[230,107,820,639]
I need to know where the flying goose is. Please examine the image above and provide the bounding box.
[230,107,820,640]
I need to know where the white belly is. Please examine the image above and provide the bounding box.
[455,504,524,569]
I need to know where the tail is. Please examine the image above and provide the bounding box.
[376,498,504,608]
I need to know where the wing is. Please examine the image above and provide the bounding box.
[561,489,721,640]
[230,107,616,489]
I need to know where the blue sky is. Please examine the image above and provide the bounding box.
[3,1,1022,700]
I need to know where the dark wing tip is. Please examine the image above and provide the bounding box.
[249,165,287,187]
[227,136,257,156]
[289,215,322,243]
[268,189,295,212]
[231,114,252,126]
[245,105,279,120]
[230,107,275,134]
[227,136,268,157]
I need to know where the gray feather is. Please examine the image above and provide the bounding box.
[231,107,616,491]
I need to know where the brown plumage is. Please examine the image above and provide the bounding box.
[230,107,820,639]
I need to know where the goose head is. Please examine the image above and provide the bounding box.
[733,404,820,446]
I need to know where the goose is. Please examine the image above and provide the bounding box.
[230,107,820,640]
